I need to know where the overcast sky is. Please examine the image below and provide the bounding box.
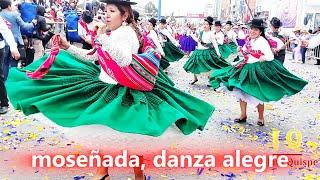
[133,0,211,15]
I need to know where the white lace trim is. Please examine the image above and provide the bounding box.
[66,45,98,62]
[233,88,264,106]
[160,29,179,46]
[216,84,264,106]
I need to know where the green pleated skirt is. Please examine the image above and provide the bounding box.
[209,60,308,102]
[6,50,214,137]
[228,42,238,54]
[163,41,185,62]
[160,57,171,70]
[158,66,174,86]
[183,48,230,74]
[218,44,233,59]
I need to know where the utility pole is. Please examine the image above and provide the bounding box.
[158,0,162,20]
[229,0,232,20]
[244,0,254,18]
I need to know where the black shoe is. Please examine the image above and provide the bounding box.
[100,174,109,180]
[234,117,247,123]
[207,84,212,87]
[315,63,320,65]
[190,79,198,85]
[257,121,264,126]
[0,106,8,114]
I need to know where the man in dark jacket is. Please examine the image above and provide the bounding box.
[269,17,286,64]
[0,0,35,80]
[0,17,20,114]
[35,6,54,47]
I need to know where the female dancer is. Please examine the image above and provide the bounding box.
[214,21,233,59]
[183,16,229,85]
[224,21,238,54]
[158,18,185,63]
[6,0,214,179]
[180,24,198,57]
[210,19,307,126]
[146,18,170,70]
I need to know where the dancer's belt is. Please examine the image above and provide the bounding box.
[200,42,213,48]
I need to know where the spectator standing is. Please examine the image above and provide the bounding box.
[0,0,35,80]
[0,17,20,114]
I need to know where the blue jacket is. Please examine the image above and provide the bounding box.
[0,10,34,45]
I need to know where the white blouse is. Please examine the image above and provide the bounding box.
[242,36,274,64]
[67,25,140,84]
[238,30,246,39]
[197,31,220,56]
[159,28,179,47]
[226,30,237,43]
[214,31,225,45]
[147,30,165,56]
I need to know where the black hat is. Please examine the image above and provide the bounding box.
[270,17,282,28]
[248,18,267,29]
[149,18,157,27]
[204,16,214,26]
[226,20,232,25]
[82,10,94,24]
[99,0,137,5]
[36,5,46,16]
[0,0,11,10]
[133,10,140,22]
[215,21,222,27]
[160,18,167,24]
